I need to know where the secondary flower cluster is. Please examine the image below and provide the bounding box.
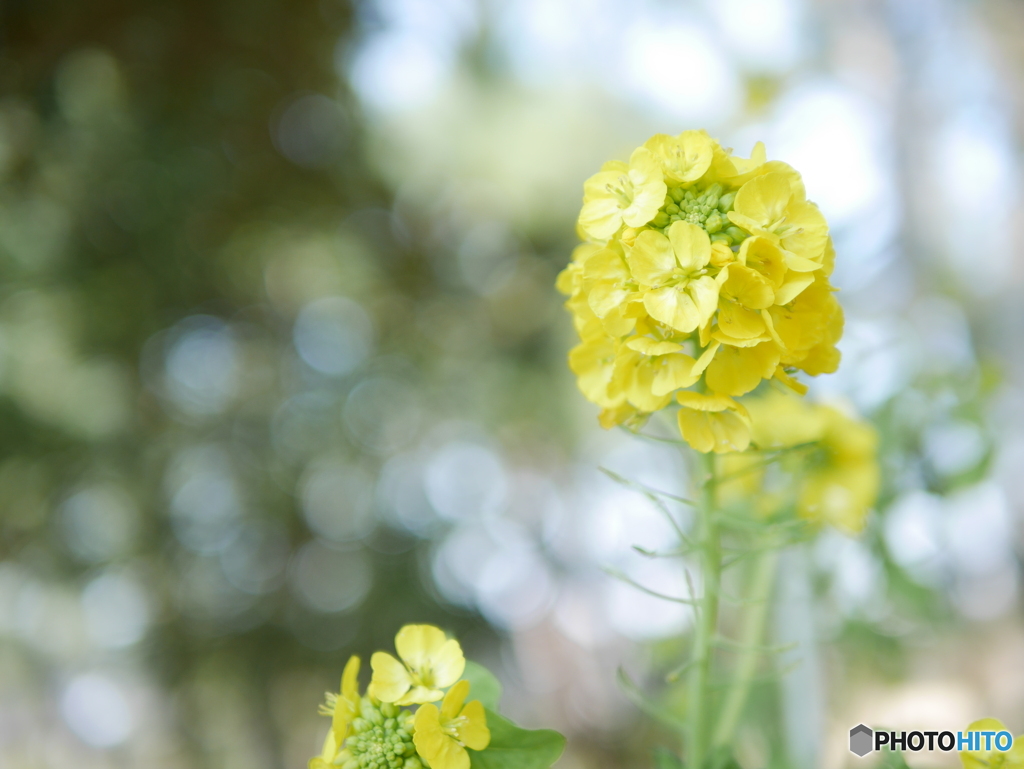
[311,625,489,769]
[557,130,843,453]
[718,391,880,533]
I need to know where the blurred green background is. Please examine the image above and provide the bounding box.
[1,1,1023,767]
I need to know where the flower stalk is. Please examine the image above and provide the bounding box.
[712,546,779,752]
[686,451,721,769]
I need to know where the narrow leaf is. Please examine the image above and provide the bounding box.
[616,667,686,731]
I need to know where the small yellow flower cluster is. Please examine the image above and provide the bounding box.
[557,131,843,453]
[311,625,489,769]
[718,391,879,533]
[961,719,1024,769]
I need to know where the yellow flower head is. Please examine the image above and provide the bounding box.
[676,391,751,454]
[413,680,490,769]
[318,655,362,745]
[369,625,465,706]
[745,391,879,533]
[961,719,1024,769]
[561,130,844,453]
[579,148,666,241]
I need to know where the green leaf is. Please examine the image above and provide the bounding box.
[462,660,503,711]
[469,709,566,769]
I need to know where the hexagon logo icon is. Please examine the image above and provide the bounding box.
[850,724,873,757]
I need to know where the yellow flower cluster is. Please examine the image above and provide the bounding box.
[961,719,1024,769]
[557,131,843,453]
[718,391,879,533]
[311,625,489,769]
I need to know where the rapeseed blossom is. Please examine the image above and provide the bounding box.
[369,625,466,705]
[311,626,491,769]
[558,131,843,453]
[413,680,490,769]
[742,391,880,533]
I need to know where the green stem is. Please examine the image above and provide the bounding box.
[686,452,721,769]
[711,546,779,751]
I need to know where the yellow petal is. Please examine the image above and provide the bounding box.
[625,337,683,355]
[314,728,337,766]
[578,196,622,241]
[705,342,780,397]
[676,393,751,454]
[773,365,808,396]
[396,625,448,669]
[667,220,712,271]
[587,280,630,318]
[738,236,786,286]
[623,147,667,227]
[687,275,721,327]
[778,199,828,262]
[732,172,794,229]
[722,264,774,309]
[458,699,491,751]
[629,229,676,285]
[645,131,714,182]
[773,272,815,305]
[430,639,466,688]
[718,302,766,339]
[651,353,699,396]
[782,250,823,272]
[367,651,412,703]
[429,739,469,769]
[341,655,360,702]
[692,341,720,377]
[397,685,445,706]
[441,680,469,720]
[413,704,447,762]
[643,287,700,333]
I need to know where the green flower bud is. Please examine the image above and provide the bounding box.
[725,226,746,242]
[718,192,736,212]
[652,211,670,227]
[670,186,685,203]
[705,213,723,234]
[664,203,679,214]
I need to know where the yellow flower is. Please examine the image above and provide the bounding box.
[629,221,720,333]
[318,655,362,744]
[413,680,490,769]
[644,131,714,183]
[767,274,843,376]
[676,391,751,454]
[728,168,829,270]
[715,263,776,340]
[578,148,666,241]
[961,719,1024,769]
[369,625,465,706]
[568,334,622,409]
[746,392,879,533]
[704,341,780,397]
[560,130,845,453]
